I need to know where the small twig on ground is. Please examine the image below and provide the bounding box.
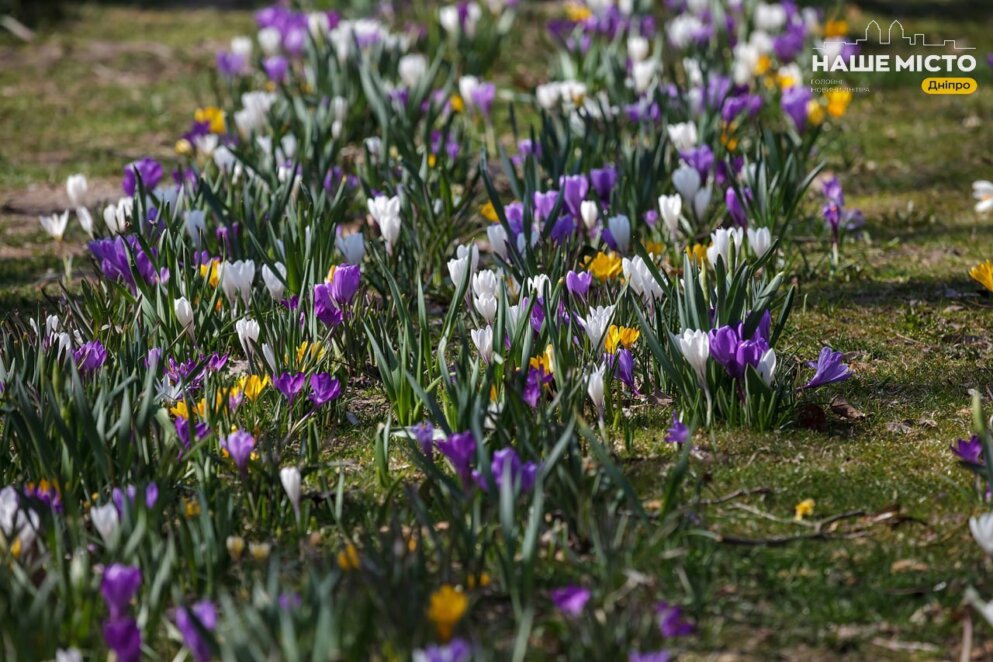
[694,486,773,506]
[0,15,34,42]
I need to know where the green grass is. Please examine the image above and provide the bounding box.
[2,2,993,657]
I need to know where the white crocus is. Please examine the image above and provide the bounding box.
[607,214,631,254]
[336,232,365,265]
[258,27,282,56]
[39,211,69,241]
[368,195,402,253]
[706,228,744,269]
[221,259,256,308]
[692,185,712,219]
[262,343,277,374]
[184,209,207,245]
[631,60,656,94]
[280,466,302,516]
[757,348,777,386]
[973,180,993,213]
[487,224,509,260]
[627,35,649,62]
[672,165,701,201]
[580,305,615,348]
[676,329,710,385]
[399,54,428,88]
[747,227,772,258]
[458,76,480,109]
[667,122,698,152]
[76,207,94,236]
[448,255,473,291]
[472,270,499,299]
[471,325,494,363]
[580,200,599,231]
[971,513,993,555]
[261,262,287,301]
[622,256,664,307]
[236,317,260,357]
[66,173,88,207]
[474,294,498,324]
[174,297,194,337]
[103,197,133,234]
[91,502,120,547]
[658,194,682,241]
[587,363,606,414]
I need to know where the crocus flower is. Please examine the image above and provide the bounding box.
[665,414,689,444]
[175,600,217,662]
[39,211,69,241]
[550,586,591,617]
[587,363,606,415]
[74,340,108,375]
[101,564,142,618]
[951,435,983,464]
[314,284,344,327]
[437,431,477,488]
[560,174,590,218]
[413,639,471,662]
[971,513,993,555]
[280,466,302,515]
[122,157,164,196]
[656,601,694,637]
[628,651,671,662]
[614,348,637,393]
[803,347,851,389]
[566,270,592,299]
[274,372,307,403]
[470,82,496,118]
[473,447,539,493]
[676,329,709,386]
[221,429,256,473]
[413,421,435,458]
[590,165,617,203]
[262,55,289,83]
[103,617,141,662]
[309,373,342,407]
[781,85,811,132]
[328,264,361,304]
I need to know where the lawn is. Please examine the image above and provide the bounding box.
[1,1,992,659]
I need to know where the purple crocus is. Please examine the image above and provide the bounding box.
[522,366,552,409]
[590,165,618,203]
[122,157,164,196]
[415,639,472,662]
[473,447,539,493]
[74,340,108,375]
[314,283,344,327]
[436,431,477,489]
[550,586,591,617]
[656,601,694,637]
[221,429,256,473]
[470,82,497,118]
[952,435,984,465]
[803,347,851,389]
[781,85,811,132]
[103,617,141,662]
[175,600,217,662]
[615,348,638,394]
[533,190,560,221]
[101,564,142,618]
[274,372,307,403]
[566,270,592,299]
[665,414,689,444]
[725,187,750,227]
[175,418,210,452]
[413,421,435,459]
[309,373,342,407]
[560,174,590,218]
[708,325,768,380]
[263,55,289,83]
[629,651,671,662]
[112,483,159,512]
[216,51,247,77]
[329,264,362,305]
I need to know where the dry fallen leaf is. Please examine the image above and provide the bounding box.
[830,396,866,421]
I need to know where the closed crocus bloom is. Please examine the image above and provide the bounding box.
[622,256,663,306]
[221,429,255,473]
[586,363,606,414]
[221,259,256,308]
[607,215,631,254]
[565,270,592,299]
[458,75,480,108]
[658,194,682,240]
[580,200,599,231]
[631,60,656,94]
[474,294,497,324]
[399,53,428,88]
[184,210,206,245]
[971,513,993,555]
[91,502,120,546]
[66,173,88,207]
[280,466,302,515]
[747,227,772,258]
[472,269,499,299]
[261,262,287,301]
[448,255,472,290]
[757,348,777,385]
[667,122,698,152]
[329,264,362,304]
[672,165,701,201]
[368,195,402,253]
[487,224,509,260]
[692,186,712,220]
[706,227,742,268]
[471,325,494,363]
[676,328,710,384]
[235,318,260,357]
[77,207,94,236]
[174,297,194,336]
[580,305,615,347]
[39,211,70,241]
[628,35,649,62]
[336,231,365,264]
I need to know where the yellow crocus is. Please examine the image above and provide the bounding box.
[427,585,468,642]
[686,243,708,265]
[194,106,226,134]
[338,544,360,571]
[970,260,993,292]
[755,54,772,76]
[175,138,193,156]
[481,201,498,222]
[644,240,666,257]
[238,375,270,402]
[199,259,221,288]
[794,499,815,521]
[428,153,437,168]
[296,341,326,366]
[806,100,825,127]
[605,325,640,354]
[586,251,623,280]
[450,94,465,113]
[826,89,852,119]
[824,19,848,38]
[565,2,592,21]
